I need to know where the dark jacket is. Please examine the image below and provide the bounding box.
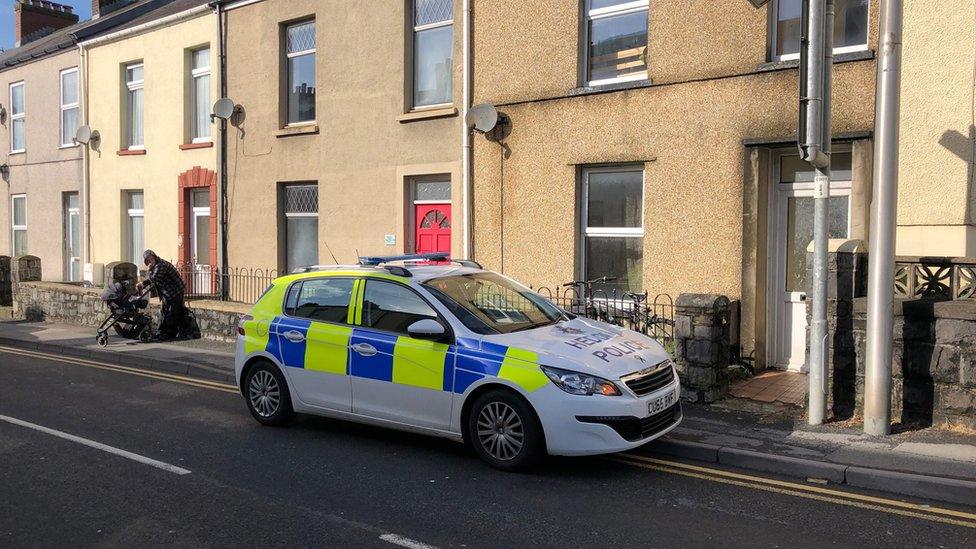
[147,259,186,302]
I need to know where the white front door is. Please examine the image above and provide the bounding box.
[63,193,81,281]
[190,189,212,293]
[769,153,852,371]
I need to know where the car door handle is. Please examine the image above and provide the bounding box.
[283,330,306,343]
[351,343,377,357]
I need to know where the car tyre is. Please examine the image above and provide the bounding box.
[467,389,545,471]
[244,361,295,427]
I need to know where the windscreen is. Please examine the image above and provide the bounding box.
[423,272,563,334]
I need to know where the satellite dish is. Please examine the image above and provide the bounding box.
[75,125,92,144]
[466,103,501,134]
[75,125,99,145]
[212,98,236,120]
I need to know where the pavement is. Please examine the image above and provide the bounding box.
[2,345,974,547]
[1,319,975,509]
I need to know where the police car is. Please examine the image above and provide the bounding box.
[235,254,681,470]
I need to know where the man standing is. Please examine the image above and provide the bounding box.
[138,250,187,341]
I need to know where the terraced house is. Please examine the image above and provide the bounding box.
[0,0,155,281]
[81,0,218,285]
[469,0,975,373]
[220,0,466,275]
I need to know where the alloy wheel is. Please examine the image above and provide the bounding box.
[476,401,525,461]
[248,370,281,418]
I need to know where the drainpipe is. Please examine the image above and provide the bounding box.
[77,41,91,272]
[210,0,229,298]
[461,0,472,260]
[864,0,903,437]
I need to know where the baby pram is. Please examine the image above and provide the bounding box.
[96,282,154,347]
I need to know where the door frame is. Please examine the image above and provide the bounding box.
[765,149,852,372]
[408,177,452,254]
[63,192,81,281]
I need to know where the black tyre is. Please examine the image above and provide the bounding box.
[467,389,545,471]
[243,361,295,426]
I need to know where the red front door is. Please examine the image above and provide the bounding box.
[415,203,452,254]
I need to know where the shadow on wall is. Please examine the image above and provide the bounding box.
[938,125,976,228]
[24,306,46,323]
[897,301,937,430]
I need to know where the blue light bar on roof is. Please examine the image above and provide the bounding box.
[358,253,450,266]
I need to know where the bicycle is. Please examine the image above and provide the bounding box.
[561,276,619,322]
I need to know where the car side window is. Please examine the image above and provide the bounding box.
[288,278,354,324]
[361,280,439,335]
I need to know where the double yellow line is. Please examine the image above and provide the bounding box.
[0,345,238,394]
[3,343,975,528]
[611,453,976,529]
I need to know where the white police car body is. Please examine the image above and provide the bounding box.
[235,255,681,470]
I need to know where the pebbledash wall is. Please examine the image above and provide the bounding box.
[11,280,246,343]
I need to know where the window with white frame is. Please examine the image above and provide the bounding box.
[411,0,453,108]
[124,191,145,264]
[9,82,25,153]
[581,166,644,295]
[285,20,316,124]
[124,63,145,149]
[189,47,212,142]
[11,194,27,256]
[60,68,79,147]
[584,0,649,86]
[282,184,319,272]
[771,0,869,61]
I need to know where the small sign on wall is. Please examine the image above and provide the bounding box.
[384,234,396,246]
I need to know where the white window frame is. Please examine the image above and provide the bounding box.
[11,194,27,256]
[579,165,645,295]
[125,63,145,150]
[411,1,454,110]
[60,68,80,148]
[285,21,316,126]
[124,191,145,264]
[190,48,212,143]
[583,0,649,87]
[770,0,870,62]
[9,81,25,154]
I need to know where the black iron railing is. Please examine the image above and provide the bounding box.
[534,284,675,344]
[176,264,278,304]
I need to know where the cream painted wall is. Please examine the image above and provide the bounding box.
[896,0,976,257]
[86,13,217,267]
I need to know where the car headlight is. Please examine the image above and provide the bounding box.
[540,366,621,396]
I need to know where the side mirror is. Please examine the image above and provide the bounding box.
[407,319,446,340]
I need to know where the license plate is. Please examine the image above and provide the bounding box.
[648,390,677,415]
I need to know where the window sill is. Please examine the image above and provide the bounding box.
[274,124,319,138]
[568,79,653,97]
[8,150,25,156]
[117,149,147,156]
[396,106,458,123]
[756,50,875,73]
[180,141,214,150]
[59,143,80,150]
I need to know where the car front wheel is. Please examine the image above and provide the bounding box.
[244,361,295,426]
[467,389,545,471]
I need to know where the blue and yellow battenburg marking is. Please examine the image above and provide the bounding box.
[242,276,551,394]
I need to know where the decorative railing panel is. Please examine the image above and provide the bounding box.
[894,257,976,300]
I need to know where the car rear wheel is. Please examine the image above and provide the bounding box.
[467,389,545,471]
[244,361,295,426]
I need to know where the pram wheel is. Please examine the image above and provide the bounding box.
[139,327,153,343]
[96,333,108,347]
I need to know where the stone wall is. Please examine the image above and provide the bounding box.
[12,281,248,344]
[852,299,976,428]
[674,294,731,403]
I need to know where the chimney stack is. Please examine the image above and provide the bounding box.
[92,0,133,20]
[14,0,79,47]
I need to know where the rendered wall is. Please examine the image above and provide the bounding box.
[224,0,462,271]
[0,49,84,280]
[85,13,217,267]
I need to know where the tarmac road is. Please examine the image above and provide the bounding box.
[1,346,973,548]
